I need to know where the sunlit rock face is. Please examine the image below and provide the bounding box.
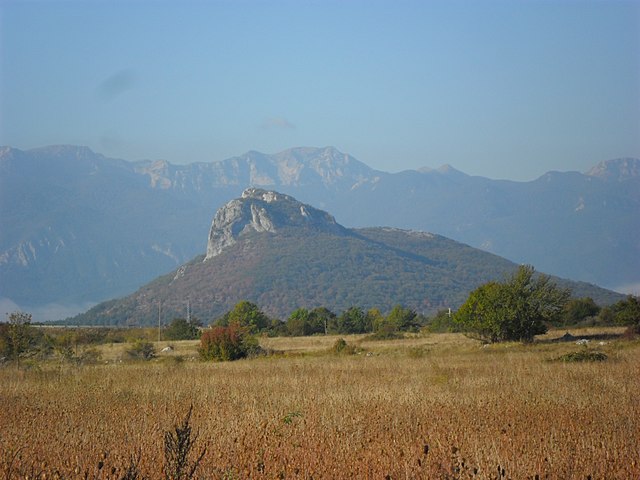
[205,188,345,260]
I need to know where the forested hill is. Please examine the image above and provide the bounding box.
[70,190,623,326]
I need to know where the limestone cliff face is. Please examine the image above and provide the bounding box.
[134,146,379,193]
[204,188,346,260]
[586,158,640,181]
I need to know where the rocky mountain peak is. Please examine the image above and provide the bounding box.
[0,146,14,157]
[240,187,292,203]
[205,188,346,260]
[586,158,640,181]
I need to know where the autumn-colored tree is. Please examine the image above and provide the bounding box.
[215,301,270,334]
[199,324,259,361]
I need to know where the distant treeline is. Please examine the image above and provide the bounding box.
[2,292,638,365]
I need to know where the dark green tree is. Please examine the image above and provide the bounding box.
[385,305,419,332]
[454,265,570,343]
[286,307,336,336]
[366,308,385,332]
[337,306,371,334]
[612,295,640,334]
[286,308,311,337]
[559,297,600,326]
[309,307,335,335]
[267,318,287,337]
[165,318,202,341]
[369,305,418,338]
[454,282,505,342]
[596,305,616,325]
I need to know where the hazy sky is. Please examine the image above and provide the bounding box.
[1,0,639,180]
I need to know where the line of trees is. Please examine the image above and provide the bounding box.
[198,302,424,361]
[167,285,638,343]
[452,265,640,342]
[3,266,639,363]
[197,275,639,360]
[209,301,425,337]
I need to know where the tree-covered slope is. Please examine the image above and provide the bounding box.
[71,223,622,326]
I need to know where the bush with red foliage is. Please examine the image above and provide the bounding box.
[199,324,257,361]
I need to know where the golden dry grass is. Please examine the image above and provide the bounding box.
[1,328,638,479]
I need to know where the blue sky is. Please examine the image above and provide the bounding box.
[1,0,638,180]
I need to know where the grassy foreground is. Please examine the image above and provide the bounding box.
[1,329,639,479]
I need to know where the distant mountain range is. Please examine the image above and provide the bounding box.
[71,188,622,325]
[0,145,638,320]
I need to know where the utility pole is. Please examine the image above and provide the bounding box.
[157,301,162,343]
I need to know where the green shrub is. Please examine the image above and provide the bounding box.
[336,307,372,334]
[331,338,357,355]
[557,350,608,362]
[164,318,201,341]
[56,341,102,365]
[1,313,55,364]
[126,340,156,360]
[285,308,328,336]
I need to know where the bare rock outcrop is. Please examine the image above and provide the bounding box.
[204,188,345,260]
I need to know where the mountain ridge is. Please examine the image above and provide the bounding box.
[586,157,640,181]
[1,145,638,320]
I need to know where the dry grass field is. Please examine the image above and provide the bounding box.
[1,328,638,479]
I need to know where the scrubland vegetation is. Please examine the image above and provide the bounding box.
[1,328,639,479]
